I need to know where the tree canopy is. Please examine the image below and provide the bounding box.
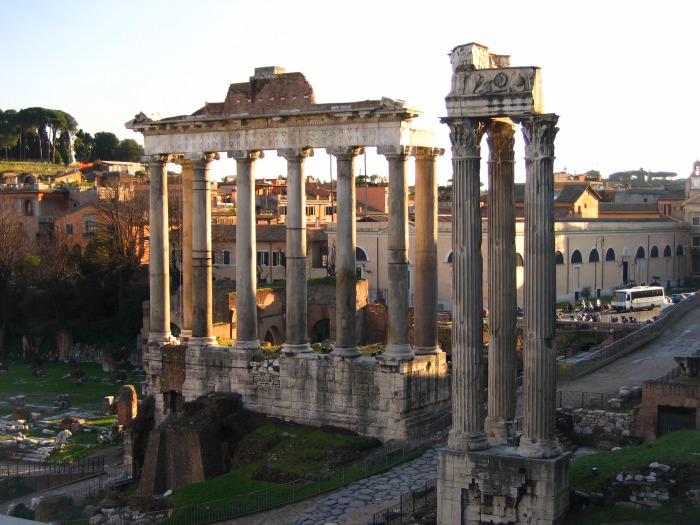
[1,107,143,164]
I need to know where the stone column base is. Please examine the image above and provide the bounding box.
[331,345,361,358]
[188,336,218,349]
[414,345,442,356]
[234,339,261,351]
[383,343,415,360]
[148,332,176,345]
[437,445,570,525]
[282,342,312,355]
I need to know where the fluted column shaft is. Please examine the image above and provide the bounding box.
[189,153,218,345]
[485,120,517,444]
[279,148,313,354]
[229,150,264,350]
[381,146,413,360]
[414,147,444,355]
[518,114,561,459]
[329,147,363,358]
[146,155,173,343]
[180,160,194,342]
[443,118,489,451]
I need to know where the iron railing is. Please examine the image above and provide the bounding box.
[370,479,437,525]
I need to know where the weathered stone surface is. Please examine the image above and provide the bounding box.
[137,393,267,495]
[117,385,138,426]
[34,493,73,522]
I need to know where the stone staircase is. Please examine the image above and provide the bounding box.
[556,429,578,454]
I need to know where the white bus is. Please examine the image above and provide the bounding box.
[610,286,665,312]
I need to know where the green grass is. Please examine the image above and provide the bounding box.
[170,421,380,507]
[565,430,700,524]
[0,359,144,411]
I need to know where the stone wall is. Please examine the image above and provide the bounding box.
[146,346,451,442]
[559,408,636,445]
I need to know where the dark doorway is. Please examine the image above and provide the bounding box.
[310,318,331,343]
[658,405,696,437]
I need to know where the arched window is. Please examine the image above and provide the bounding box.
[571,250,583,264]
[554,251,564,265]
[515,253,524,267]
[605,248,617,261]
[588,249,600,263]
[676,244,685,256]
[446,251,453,263]
[356,247,368,262]
[24,200,33,216]
[650,246,659,258]
[664,245,672,257]
[635,246,646,260]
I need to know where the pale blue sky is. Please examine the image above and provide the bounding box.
[2,0,699,184]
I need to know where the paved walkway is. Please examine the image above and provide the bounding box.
[221,444,443,525]
[558,299,700,394]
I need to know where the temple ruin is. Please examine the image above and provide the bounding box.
[126,66,449,441]
[436,43,569,524]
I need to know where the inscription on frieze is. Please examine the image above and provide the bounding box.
[142,122,433,155]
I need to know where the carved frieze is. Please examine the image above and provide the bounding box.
[446,66,543,118]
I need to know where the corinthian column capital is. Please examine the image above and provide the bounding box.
[486,119,516,163]
[441,117,487,160]
[519,114,559,160]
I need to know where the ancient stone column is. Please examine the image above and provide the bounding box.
[229,150,265,350]
[518,114,561,459]
[279,148,314,354]
[189,152,219,347]
[443,118,489,451]
[413,147,444,355]
[146,154,173,344]
[329,146,364,359]
[180,159,194,342]
[484,120,517,445]
[379,145,413,361]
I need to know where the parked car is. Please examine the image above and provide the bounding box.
[670,294,685,303]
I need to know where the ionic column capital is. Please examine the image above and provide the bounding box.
[227,150,265,161]
[142,154,174,165]
[185,152,221,165]
[326,146,364,160]
[440,117,487,160]
[413,147,445,160]
[377,145,413,159]
[277,147,314,161]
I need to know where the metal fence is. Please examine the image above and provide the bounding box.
[370,479,437,525]
[0,457,105,502]
[557,293,700,380]
[555,389,640,410]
